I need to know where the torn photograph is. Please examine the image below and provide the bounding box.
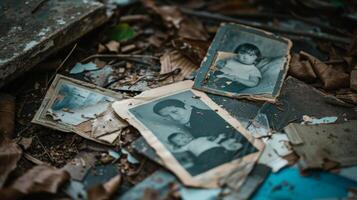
[193,23,292,102]
[32,75,126,144]
[112,81,264,188]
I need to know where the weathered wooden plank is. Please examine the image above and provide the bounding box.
[0,0,109,88]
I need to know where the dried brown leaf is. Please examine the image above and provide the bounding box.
[12,165,70,194]
[17,137,33,150]
[142,0,182,28]
[288,53,317,82]
[159,50,198,83]
[172,38,209,65]
[336,90,357,105]
[0,139,22,187]
[178,18,209,41]
[105,41,120,53]
[98,43,107,54]
[142,0,208,41]
[301,51,350,90]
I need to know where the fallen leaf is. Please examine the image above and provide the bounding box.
[0,139,22,187]
[301,51,349,90]
[87,174,122,200]
[178,17,209,41]
[121,44,136,53]
[107,23,136,42]
[17,137,33,150]
[288,53,317,82]
[97,43,107,53]
[142,0,208,41]
[336,90,357,105]
[105,40,120,53]
[0,165,70,199]
[142,0,183,28]
[146,30,168,48]
[172,38,209,65]
[12,165,70,194]
[159,50,198,83]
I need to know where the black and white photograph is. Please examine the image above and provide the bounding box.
[193,23,292,102]
[129,90,257,176]
[112,81,263,187]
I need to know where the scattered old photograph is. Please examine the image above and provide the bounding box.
[32,75,125,144]
[193,23,292,102]
[112,81,263,187]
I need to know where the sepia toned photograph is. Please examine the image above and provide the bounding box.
[193,23,292,102]
[112,81,263,187]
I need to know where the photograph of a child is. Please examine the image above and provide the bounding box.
[212,43,263,92]
[168,132,243,174]
[194,23,291,101]
[129,90,258,176]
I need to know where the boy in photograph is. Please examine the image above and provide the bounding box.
[167,132,243,174]
[212,43,263,92]
[153,99,235,138]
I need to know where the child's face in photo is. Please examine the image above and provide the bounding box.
[236,52,257,65]
[221,138,242,151]
[171,133,193,147]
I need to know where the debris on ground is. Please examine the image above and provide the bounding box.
[0,165,70,200]
[1,0,357,199]
[285,120,357,170]
[0,139,22,188]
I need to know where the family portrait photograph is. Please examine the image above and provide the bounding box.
[112,81,263,187]
[193,23,292,102]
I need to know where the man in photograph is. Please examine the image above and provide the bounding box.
[153,99,235,138]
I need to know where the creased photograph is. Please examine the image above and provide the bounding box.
[32,75,127,144]
[193,23,292,102]
[112,81,264,188]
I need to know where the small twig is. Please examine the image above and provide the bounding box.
[16,124,33,136]
[35,134,55,163]
[128,75,147,89]
[157,68,181,82]
[181,8,351,44]
[104,75,126,88]
[31,0,49,14]
[81,54,160,63]
[324,59,346,65]
[46,43,77,88]
[120,15,151,23]
[23,153,46,165]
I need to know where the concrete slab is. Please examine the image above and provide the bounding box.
[0,0,109,87]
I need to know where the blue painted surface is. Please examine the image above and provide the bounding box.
[252,167,357,200]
